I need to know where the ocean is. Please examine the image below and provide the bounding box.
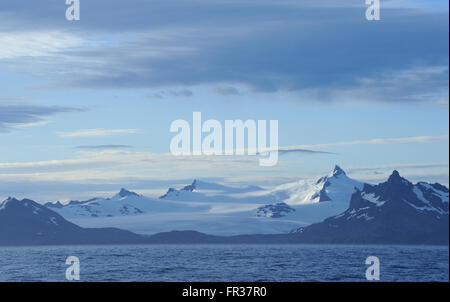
[0,244,448,282]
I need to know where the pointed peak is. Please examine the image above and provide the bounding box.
[1,197,40,211]
[387,170,411,185]
[388,170,402,181]
[390,170,400,178]
[182,180,198,192]
[2,197,19,204]
[44,200,64,208]
[332,165,346,176]
[159,187,177,199]
[117,188,139,198]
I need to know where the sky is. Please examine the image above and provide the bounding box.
[0,0,448,202]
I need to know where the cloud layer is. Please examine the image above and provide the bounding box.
[0,0,447,103]
[59,128,138,137]
[0,105,81,132]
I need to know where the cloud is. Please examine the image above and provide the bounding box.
[75,145,133,150]
[1,150,448,201]
[59,129,138,137]
[1,134,441,181]
[0,1,446,104]
[343,161,450,186]
[143,89,194,100]
[326,65,450,104]
[144,93,165,100]
[169,89,194,97]
[278,149,334,155]
[214,86,241,96]
[0,105,82,132]
[349,169,449,186]
[347,162,449,172]
[0,31,83,59]
[0,150,285,194]
[280,135,449,150]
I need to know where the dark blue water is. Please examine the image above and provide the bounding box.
[0,244,448,282]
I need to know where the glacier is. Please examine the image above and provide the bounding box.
[44,165,365,236]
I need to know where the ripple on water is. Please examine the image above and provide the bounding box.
[0,244,447,282]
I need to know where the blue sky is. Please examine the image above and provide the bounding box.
[0,0,448,202]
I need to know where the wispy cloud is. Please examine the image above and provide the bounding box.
[59,129,138,138]
[280,135,449,150]
[0,31,83,59]
[3,120,50,128]
[278,149,334,155]
[349,170,449,187]
[75,145,133,150]
[347,162,449,172]
[213,86,241,96]
[345,161,450,186]
[169,89,194,97]
[1,152,448,201]
[0,105,82,132]
[0,150,282,183]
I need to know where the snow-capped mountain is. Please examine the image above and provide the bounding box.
[256,203,296,218]
[45,188,197,219]
[3,167,448,244]
[0,197,143,245]
[267,165,363,206]
[292,171,449,244]
[159,179,265,202]
[159,166,362,208]
[42,166,366,235]
[251,165,364,222]
[2,197,82,231]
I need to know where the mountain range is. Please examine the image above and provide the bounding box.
[291,170,449,244]
[0,167,448,245]
[0,197,144,246]
[41,165,365,236]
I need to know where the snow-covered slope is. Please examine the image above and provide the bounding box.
[251,165,364,222]
[160,179,266,203]
[46,188,207,219]
[291,171,449,244]
[45,166,365,235]
[0,197,144,245]
[158,165,363,212]
[267,165,363,206]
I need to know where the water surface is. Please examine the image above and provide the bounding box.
[0,244,447,282]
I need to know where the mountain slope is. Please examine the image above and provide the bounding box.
[159,179,265,202]
[252,165,364,222]
[267,165,363,206]
[292,171,449,244]
[0,197,145,246]
[45,188,197,219]
[2,168,449,246]
[43,166,366,235]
